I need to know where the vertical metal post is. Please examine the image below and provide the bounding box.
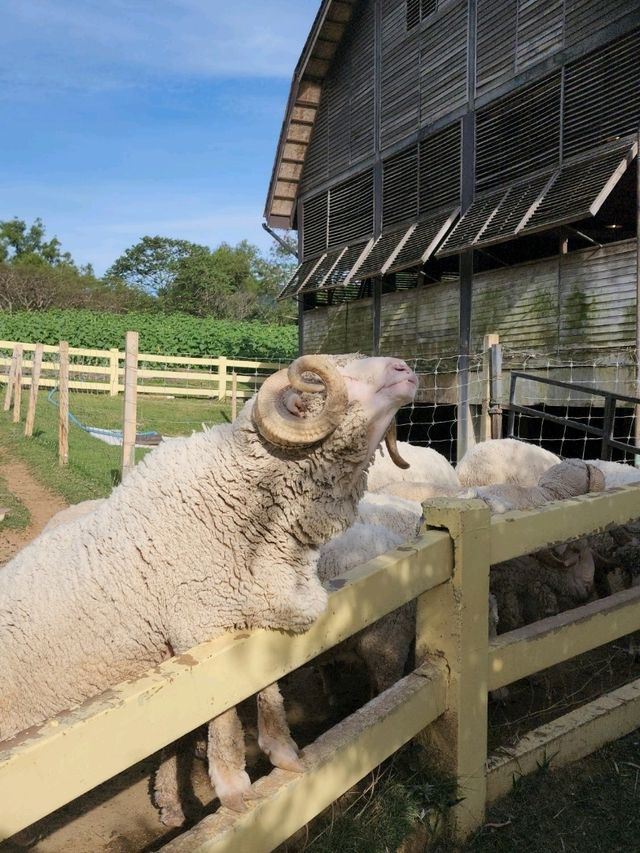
[480,333,499,441]
[121,331,138,480]
[490,342,503,439]
[416,498,491,839]
[372,276,382,355]
[635,132,640,465]
[507,373,518,438]
[601,395,616,461]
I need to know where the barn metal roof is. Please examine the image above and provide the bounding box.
[264,0,358,229]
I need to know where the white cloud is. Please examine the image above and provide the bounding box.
[0,0,319,96]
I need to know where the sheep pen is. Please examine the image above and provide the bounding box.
[3,432,640,849]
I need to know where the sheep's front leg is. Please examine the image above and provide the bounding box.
[154,741,188,827]
[257,683,304,772]
[208,708,253,811]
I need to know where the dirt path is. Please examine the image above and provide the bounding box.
[0,450,67,564]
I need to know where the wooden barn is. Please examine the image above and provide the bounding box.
[264,0,640,455]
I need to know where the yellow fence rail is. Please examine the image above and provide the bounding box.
[2,487,640,848]
[0,340,282,400]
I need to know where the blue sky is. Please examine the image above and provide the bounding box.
[0,1,319,273]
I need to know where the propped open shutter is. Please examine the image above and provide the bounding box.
[328,170,375,247]
[563,29,640,159]
[302,192,328,260]
[476,73,561,192]
[383,145,419,228]
[353,225,414,280]
[298,239,373,294]
[279,257,325,300]
[437,170,553,255]
[520,139,638,235]
[386,209,459,273]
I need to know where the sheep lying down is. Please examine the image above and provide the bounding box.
[0,354,418,825]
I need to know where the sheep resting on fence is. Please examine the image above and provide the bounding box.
[0,353,418,826]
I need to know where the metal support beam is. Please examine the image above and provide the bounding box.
[372,276,382,355]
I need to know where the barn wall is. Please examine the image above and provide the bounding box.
[303,239,638,361]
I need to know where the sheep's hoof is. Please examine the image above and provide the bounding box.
[260,735,305,773]
[211,768,253,812]
[159,805,186,828]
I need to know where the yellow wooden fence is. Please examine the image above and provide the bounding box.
[1,487,640,849]
[0,340,282,400]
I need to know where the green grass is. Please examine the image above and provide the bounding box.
[0,390,233,504]
[465,731,640,853]
[0,472,30,529]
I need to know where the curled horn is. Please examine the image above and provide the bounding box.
[384,419,410,469]
[253,355,348,447]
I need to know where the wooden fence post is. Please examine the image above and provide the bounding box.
[24,343,44,437]
[3,345,21,413]
[416,498,492,839]
[11,347,23,424]
[231,371,238,421]
[58,341,69,466]
[121,331,139,480]
[109,348,120,396]
[217,357,228,401]
[480,334,499,442]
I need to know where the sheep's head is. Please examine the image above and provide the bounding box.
[252,354,417,466]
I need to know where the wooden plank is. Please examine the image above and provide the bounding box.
[487,677,640,803]
[121,331,138,480]
[490,485,640,565]
[160,661,447,853]
[3,345,20,412]
[11,347,23,424]
[488,585,640,690]
[58,342,69,465]
[417,500,491,837]
[24,343,43,437]
[0,532,452,839]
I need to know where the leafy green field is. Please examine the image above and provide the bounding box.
[0,309,297,360]
[0,390,232,504]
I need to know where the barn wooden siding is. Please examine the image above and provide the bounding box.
[303,239,638,361]
[289,0,640,260]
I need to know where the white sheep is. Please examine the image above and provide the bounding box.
[585,459,640,488]
[367,440,460,496]
[464,459,604,513]
[0,353,418,825]
[456,438,560,487]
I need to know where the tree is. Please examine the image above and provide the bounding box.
[0,218,75,267]
[105,236,206,296]
[161,240,297,323]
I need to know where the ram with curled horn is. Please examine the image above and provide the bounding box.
[0,352,418,827]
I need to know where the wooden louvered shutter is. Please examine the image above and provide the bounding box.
[328,171,375,248]
[515,0,563,70]
[419,122,461,215]
[381,0,420,150]
[563,29,640,159]
[475,73,561,192]
[565,0,639,47]
[475,0,516,96]
[302,193,328,260]
[383,145,419,229]
[419,0,468,127]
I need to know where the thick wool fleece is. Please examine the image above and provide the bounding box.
[457,438,560,487]
[469,460,604,514]
[367,441,459,494]
[0,398,373,742]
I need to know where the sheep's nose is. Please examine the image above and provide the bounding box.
[391,361,411,374]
